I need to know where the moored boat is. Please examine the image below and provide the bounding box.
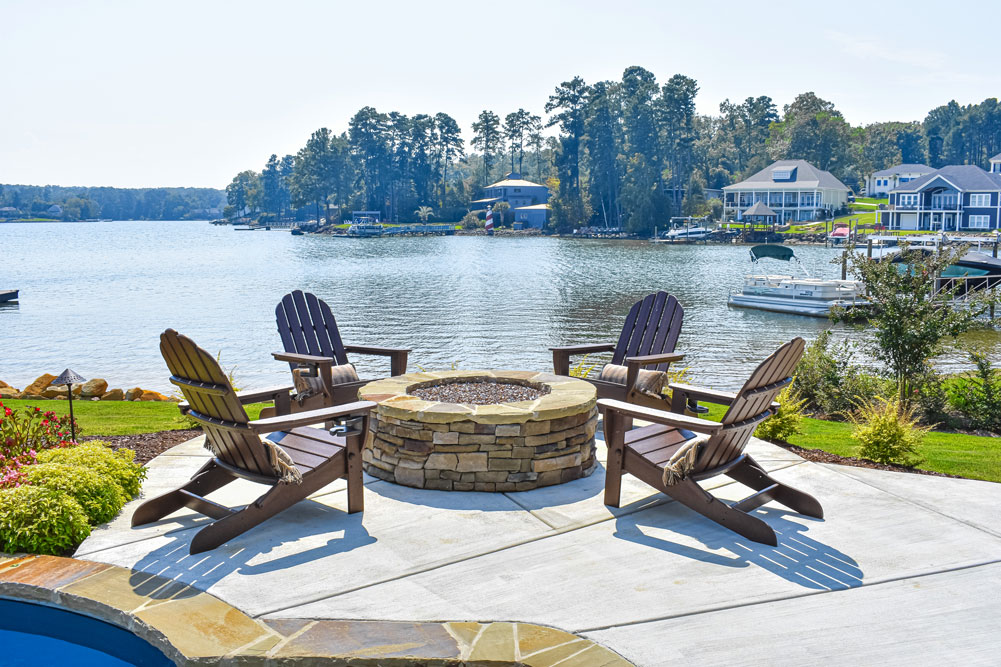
[0,289,18,303]
[727,245,867,317]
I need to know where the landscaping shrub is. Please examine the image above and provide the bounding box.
[461,210,481,230]
[755,381,807,442]
[24,463,125,524]
[849,395,928,466]
[0,485,91,555]
[913,365,953,427]
[949,347,1001,433]
[36,442,146,499]
[794,332,888,416]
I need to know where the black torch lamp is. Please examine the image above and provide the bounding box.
[52,368,86,442]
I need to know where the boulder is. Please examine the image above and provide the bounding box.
[101,388,125,401]
[79,378,108,398]
[23,373,56,397]
[0,380,9,389]
[42,386,69,399]
[139,390,170,402]
[124,387,143,401]
[0,387,19,399]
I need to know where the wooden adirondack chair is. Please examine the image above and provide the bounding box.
[132,329,376,554]
[551,291,685,410]
[274,290,411,411]
[600,338,823,546]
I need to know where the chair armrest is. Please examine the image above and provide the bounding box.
[343,345,410,376]
[597,398,722,434]
[668,383,738,406]
[272,351,335,366]
[235,385,294,405]
[248,400,377,433]
[625,352,685,367]
[550,343,616,375]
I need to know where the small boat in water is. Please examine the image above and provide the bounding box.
[0,289,18,303]
[346,222,384,237]
[728,245,867,317]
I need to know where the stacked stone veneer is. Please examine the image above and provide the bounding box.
[359,371,598,492]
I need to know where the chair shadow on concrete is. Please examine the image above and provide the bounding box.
[613,504,863,591]
[127,498,375,599]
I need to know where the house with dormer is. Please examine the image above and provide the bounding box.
[722,160,849,223]
[470,172,550,228]
[880,164,1001,232]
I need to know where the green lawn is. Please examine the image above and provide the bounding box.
[2,399,268,436]
[701,403,1000,483]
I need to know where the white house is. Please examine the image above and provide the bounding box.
[471,172,550,228]
[989,152,1001,174]
[866,163,934,197]
[722,160,850,223]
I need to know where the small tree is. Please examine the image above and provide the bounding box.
[491,201,510,227]
[415,206,434,223]
[835,244,998,402]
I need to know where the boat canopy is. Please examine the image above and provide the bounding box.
[750,244,795,262]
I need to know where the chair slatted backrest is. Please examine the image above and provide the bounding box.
[610,292,684,372]
[276,290,350,372]
[696,338,805,473]
[160,329,277,480]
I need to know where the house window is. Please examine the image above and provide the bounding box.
[899,177,911,183]
[969,193,991,207]
[967,215,990,229]
[899,194,918,206]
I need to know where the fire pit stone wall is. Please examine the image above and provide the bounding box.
[359,370,598,492]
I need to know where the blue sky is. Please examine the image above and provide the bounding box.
[1,0,998,188]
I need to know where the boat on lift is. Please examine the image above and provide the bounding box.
[728,245,867,317]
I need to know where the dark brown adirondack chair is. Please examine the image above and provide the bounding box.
[600,338,823,546]
[551,291,685,411]
[132,329,375,554]
[274,290,411,411]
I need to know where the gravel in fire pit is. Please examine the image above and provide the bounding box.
[411,380,550,405]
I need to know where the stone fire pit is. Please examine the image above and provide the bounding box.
[359,370,597,491]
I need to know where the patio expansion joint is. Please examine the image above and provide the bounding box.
[821,463,1001,540]
[574,556,1001,634]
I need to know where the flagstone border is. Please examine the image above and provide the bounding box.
[0,553,633,666]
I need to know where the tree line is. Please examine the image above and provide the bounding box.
[225,66,1001,233]
[0,184,225,221]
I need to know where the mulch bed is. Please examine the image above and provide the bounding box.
[771,441,961,478]
[83,429,202,465]
[412,381,549,405]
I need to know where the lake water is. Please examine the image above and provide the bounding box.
[2,221,997,394]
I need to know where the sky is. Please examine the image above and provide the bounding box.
[1,0,999,189]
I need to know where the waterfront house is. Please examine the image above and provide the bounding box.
[46,204,63,217]
[722,160,849,223]
[471,172,549,228]
[0,206,19,219]
[866,163,934,197]
[879,164,1001,232]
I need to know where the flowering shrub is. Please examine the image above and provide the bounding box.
[0,485,91,555]
[0,400,79,461]
[37,442,146,498]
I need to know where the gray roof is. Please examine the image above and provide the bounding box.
[991,152,1001,162]
[871,163,933,178]
[743,201,778,217]
[891,165,1001,193]
[724,160,849,192]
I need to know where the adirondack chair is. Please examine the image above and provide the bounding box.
[274,290,411,411]
[132,329,376,554]
[600,338,823,546]
[551,291,686,411]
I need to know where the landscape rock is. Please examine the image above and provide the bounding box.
[80,378,108,398]
[124,387,143,401]
[42,385,69,398]
[23,373,56,396]
[101,388,125,401]
[0,387,19,399]
[139,390,170,402]
[0,380,9,389]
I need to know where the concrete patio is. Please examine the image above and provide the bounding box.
[76,426,1001,666]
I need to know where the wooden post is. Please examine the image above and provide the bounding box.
[867,238,873,259]
[841,250,848,280]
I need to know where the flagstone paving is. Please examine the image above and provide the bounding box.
[72,429,1001,666]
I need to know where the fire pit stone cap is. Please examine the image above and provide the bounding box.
[359,369,596,425]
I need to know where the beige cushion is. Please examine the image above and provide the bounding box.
[292,363,360,395]
[598,363,667,398]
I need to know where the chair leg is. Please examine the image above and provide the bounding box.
[726,455,824,519]
[188,482,307,554]
[131,461,235,527]
[662,478,779,546]
[345,428,364,514]
[602,409,626,507]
